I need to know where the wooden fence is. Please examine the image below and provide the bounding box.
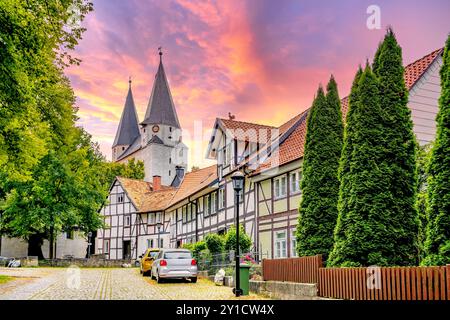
[262,255,322,284]
[261,256,450,300]
[319,266,450,300]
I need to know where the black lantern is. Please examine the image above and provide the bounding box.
[231,171,245,297]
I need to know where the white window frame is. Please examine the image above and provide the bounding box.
[274,231,287,258]
[218,188,225,210]
[204,196,210,217]
[290,170,301,194]
[156,212,162,223]
[104,240,110,254]
[125,215,131,227]
[117,193,124,203]
[182,206,187,222]
[149,213,155,225]
[291,229,298,257]
[274,176,287,199]
[211,192,217,214]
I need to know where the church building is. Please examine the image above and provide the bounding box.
[112,50,188,186]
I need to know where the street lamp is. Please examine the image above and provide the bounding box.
[231,171,245,297]
[156,222,163,248]
[87,232,92,259]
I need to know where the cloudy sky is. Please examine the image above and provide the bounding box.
[66,0,450,168]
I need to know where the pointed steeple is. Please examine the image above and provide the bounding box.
[112,78,141,147]
[141,49,181,128]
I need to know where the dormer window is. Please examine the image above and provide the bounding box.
[169,127,172,132]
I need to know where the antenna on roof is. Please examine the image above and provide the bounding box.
[128,76,132,87]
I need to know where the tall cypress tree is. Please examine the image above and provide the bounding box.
[328,67,362,266]
[328,65,394,266]
[296,77,343,260]
[329,29,418,267]
[423,35,450,266]
[373,28,418,265]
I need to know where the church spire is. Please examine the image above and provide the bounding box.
[141,48,181,128]
[112,79,141,147]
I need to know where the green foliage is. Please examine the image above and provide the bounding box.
[204,233,225,254]
[330,29,418,267]
[100,158,145,189]
[0,0,93,185]
[224,224,252,253]
[181,243,194,251]
[416,144,432,263]
[423,35,450,266]
[192,241,207,259]
[296,76,343,261]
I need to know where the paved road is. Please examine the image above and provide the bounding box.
[0,267,265,300]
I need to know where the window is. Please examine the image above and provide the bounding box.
[169,158,172,164]
[117,193,124,203]
[274,176,287,199]
[66,230,74,239]
[104,240,110,254]
[225,143,231,165]
[275,231,287,258]
[211,192,217,214]
[290,170,302,194]
[169,170,171,176]
[156,212,162,223]
[187,204,192,220]
[218,188,225,210]
[182,206,187,222]
[125,215,131,227]
[291,229,298,257]
[147,239,154,249]
[204,196,210,217]
[169,127,172,132]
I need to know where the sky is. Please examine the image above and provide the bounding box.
[66,0,450,168]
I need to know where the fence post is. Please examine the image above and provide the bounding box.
[446,265,450,300]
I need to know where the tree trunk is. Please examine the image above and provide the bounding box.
[49,226,54,259]
[28,234,44,260]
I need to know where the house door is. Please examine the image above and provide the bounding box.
[123,240,131,259]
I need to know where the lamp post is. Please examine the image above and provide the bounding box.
[231,171,245,297]
[156,222,163,248]
[87,232,92,259]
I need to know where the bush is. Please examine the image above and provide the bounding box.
[192,241,207,259]
[181,243,194,251]
[224,224,252,253]
[204,233,224,254]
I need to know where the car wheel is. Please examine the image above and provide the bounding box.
[191,277,197,283]
[157,271,163,284]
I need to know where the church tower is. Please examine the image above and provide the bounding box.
[139,49,188,185]
[111,49,188,185]
[112,79,140,162]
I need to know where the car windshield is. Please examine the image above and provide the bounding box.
[149,251,159,259]
[164,251,192,259]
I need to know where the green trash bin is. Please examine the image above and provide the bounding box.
[238,263,251,295]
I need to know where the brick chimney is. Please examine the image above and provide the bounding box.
[152,175,161,191]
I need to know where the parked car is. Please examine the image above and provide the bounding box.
[139,248,160,276]
[151,249,197,283]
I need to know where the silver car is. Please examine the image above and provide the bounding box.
[151,249,198,283]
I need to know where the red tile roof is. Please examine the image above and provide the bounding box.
[116,177,174,212]
[341,48,443,119]
[219,118,276,143]
[250,48,443,175]
[168,165,217,207]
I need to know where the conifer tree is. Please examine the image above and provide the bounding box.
[297,77,343,260]
[329,28,418,266]
[373,28,418,265]
[423,35,450,265]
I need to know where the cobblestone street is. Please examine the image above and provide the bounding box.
[0,268,266,300]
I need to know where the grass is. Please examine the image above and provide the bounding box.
[0,275,14,284]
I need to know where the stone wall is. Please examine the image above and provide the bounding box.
[39,256,135,268]
[250,280,319,300]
